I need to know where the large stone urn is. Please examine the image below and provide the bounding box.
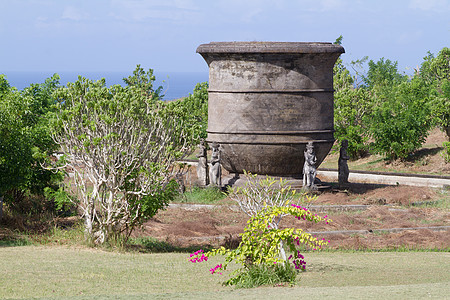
[196,42,344,176]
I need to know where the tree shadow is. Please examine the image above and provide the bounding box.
[324,181,391,195]
[307,262,355,272]
[127,237,215,253]
[346,182,391,194]
[0,229,31,247]
[406,146,444,162]
[0,238,31,247]
[128,233,242,253]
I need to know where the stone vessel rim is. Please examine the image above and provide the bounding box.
[196,41,345,54]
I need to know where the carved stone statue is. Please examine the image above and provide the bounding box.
[338,139,350,187]
[303,142,317,190]
[209,142,222,187]
[196,139,208,186]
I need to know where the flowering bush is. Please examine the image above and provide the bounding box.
[189,201,331,286]
[189,249,208,263]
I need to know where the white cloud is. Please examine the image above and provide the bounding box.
[222,0,348,13]
[61,6,89,21]
[239,7,264,23]
[409,0,450,12]
[397,30,424,45]
[109,0,200,22]
[319,0,345,11]
[289,0,348,12]
[36,16,48,22]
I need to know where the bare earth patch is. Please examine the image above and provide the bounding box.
[315,185,439,206]
[133,182,449,250]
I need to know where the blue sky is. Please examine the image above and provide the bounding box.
[0,0,449,75]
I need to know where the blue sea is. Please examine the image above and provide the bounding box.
[2,71,209,100]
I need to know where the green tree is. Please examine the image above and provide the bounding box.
[363,58,407,90]
[123,64,163,100]
[333,57,372,158]
[0,74,62,218]
[357,57,432,160]
[366,78,432,160]
[165,81,208,140]
[418,47,450,140]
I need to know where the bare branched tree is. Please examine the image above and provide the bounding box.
[51,74,195,244]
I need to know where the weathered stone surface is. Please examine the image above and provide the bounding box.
[196,139,208,186]
[338,139,350,188]
[197,42,344,176]
[209,142,222,187]
[303,141,318,189]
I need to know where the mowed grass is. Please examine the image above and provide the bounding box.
[0,246,449,299]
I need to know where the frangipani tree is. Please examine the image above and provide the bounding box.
[51,70,196,244]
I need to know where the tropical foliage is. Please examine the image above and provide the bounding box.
[0,74,63,219]
[49,66,199,244]
[333,38,447,160]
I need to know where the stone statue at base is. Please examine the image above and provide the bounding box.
[196,139,209,186]
[209,142,222,187]
[338,139,350,188]
[303,141,317,190]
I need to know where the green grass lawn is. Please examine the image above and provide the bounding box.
[1,246,448,299]
[173,186,227,204]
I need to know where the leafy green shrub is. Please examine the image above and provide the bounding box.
[332,44,450,161]
[0,74,64,220]
[443,141,450,163]
[234,262,297,288]
[165,81,208,141]
[366,79,432,160]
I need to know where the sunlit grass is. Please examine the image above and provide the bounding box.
[173,186,227,204]
[0,247,448,299]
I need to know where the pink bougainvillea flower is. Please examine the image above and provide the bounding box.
[210,264,223,274]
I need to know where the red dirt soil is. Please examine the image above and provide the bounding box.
[133,183,450,250]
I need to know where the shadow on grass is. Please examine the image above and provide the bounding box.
[346,182,391,194]
[324,181,391,195]
[0,236,31,247]
[406,146,444,162]
[128,236,215,253]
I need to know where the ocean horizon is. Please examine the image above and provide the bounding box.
[2,71,209,100]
